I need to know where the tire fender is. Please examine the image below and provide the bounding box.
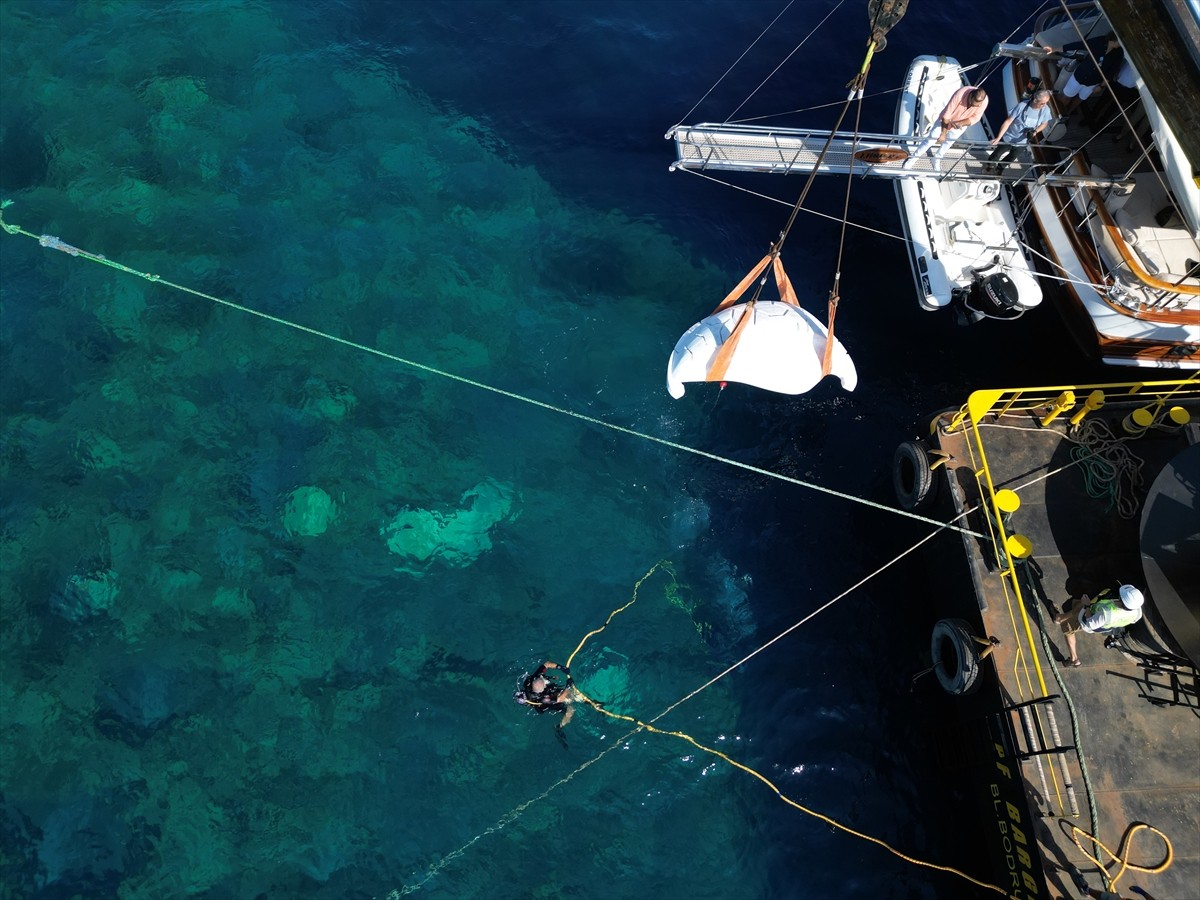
[893,439,937,512]
[931,618,981,695]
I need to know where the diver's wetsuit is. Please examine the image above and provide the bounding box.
[520,664,568,714]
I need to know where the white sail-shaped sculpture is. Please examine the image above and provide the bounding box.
[666,253,857,398]
[667,301,857,398]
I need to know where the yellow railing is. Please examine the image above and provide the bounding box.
[945,376,1200,701]
[943,376,1198,818]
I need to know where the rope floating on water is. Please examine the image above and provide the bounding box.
[559,559,1007,897]
[403,517,1000,895]
[0,201,985,538]
[5,201,1004,892]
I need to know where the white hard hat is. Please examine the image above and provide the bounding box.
[1119,584,1145,609]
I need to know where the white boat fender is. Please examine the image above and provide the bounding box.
[892,439,937,512]
[931,618,982,696]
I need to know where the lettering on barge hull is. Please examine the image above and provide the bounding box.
[985,715,1045,899]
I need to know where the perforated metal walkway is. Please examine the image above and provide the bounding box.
[666,123,1126,188]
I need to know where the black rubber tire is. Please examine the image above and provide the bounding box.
[931,618,981,696]
[893,440,937,512]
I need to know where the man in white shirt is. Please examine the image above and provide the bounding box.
[1055,584,1145,667]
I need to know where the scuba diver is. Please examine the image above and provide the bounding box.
[514,660,591,746]
[515,661,575,719]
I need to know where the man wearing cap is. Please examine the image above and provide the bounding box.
[1055,584,1145,667]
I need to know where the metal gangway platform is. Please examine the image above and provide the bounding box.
[666,123,1131,189]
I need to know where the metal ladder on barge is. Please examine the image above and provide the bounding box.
[998,695,1081,819]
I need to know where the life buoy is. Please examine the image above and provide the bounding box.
[893,440,937,512]
[931,618,981,696]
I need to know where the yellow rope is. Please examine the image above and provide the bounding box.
[1067,820,1173,892]
[405,520,972,892]
[0,202,985,539]
[560,560,1007,897]
[573,687,1006,894]
[7,202,1009,895]
[565,560,669,669]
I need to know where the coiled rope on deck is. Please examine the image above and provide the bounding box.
[0,202,984,538]
[1067,820,1174,894]
[1069,419,1144,519]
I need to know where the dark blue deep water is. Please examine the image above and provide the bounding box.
[1,2,1115,898]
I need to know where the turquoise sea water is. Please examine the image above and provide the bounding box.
[1,2,1113,898]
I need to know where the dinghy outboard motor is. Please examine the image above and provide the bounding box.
[955,257,1037,324]
[964,271,1022,322]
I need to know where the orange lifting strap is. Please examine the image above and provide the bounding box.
[705,252,802,383]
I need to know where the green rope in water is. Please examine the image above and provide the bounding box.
[0,201,985,537]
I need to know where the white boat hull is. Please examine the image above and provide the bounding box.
[998,33,1200,369]
[895,56,1043,319]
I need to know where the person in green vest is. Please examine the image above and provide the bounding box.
[1055,584,1145,667]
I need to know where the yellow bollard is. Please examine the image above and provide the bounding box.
[995,490,1021,515]
[1005,533,1034,562]
[1040,391,1076,427]
[1122,406,1157,435]
[1167,406,1192,427]
[992,489,1021,536]
[1068,390,1105,427]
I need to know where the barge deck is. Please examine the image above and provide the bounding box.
[923,378,1199,899]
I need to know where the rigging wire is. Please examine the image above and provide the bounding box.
[675,166,909,242]
[725,56,998,126]
[822,66,870,374]
[1054,0,1198,242]
[726,84,904,125]
[724,0,848,123]
[0,204,987,540]
[671,0,798,129]
[3,198,1004,893]
[1019,239,1106,292]
[721,0,1048,128]
[963,0,1058,90]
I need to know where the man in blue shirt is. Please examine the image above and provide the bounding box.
[985,89,1054,174]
